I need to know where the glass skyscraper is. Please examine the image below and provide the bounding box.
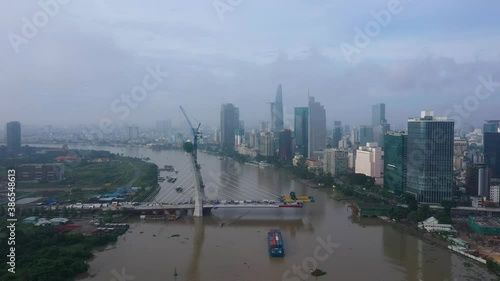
[484,132,500,179]
[484,120,500,133]
[332,121,342,149]
[308,96,326,159]
[294,107,308,157]
[406,111,454,203]
[384,132,407,195]
[271,84,284,133]
[372,103,386,126]
[220,103,240,151]
[358,125,373,146]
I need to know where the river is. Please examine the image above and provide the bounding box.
[35,144,498,281]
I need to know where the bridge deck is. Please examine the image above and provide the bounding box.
[110,203,284,211]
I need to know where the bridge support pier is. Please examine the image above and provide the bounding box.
[188,152,203,217]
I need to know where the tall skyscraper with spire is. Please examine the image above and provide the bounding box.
[271,84,284,133]
[372,103,390,147]
[372,103,386,126]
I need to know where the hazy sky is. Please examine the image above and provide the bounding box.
[1,0,500,130]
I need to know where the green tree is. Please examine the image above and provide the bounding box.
[417,205,430,221]
[405,194,418,211]
[407,210,420,222]
[434,210,452,224]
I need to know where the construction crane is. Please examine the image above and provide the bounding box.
[179,106,204,188]
[179,106,201,161]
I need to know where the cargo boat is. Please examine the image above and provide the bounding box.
[268,229,284,257]
[279,202,303,208]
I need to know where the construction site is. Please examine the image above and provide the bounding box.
[454,217,500,263]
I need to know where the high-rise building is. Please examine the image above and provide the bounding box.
[259,131,274,157]
[484,131,500,179]
[156,120,172,133]
[343,125,350,137]
[260,121,271,132]
[308,96,326,159]
[484,120,500,133]
[454,137,468,171]
[323,148,348,176]
[271,85,284,133]
[372,103,389,148]
[278,129,293,161]
[407,111,454,203]
[491,186,500,203]
[465,164,489,197]
[127,126,139,140]
[6,121,21,155]
[294,107,308,157]
[355,142,383,185]
[234,128,245,146]
[373,123,390,148]
[359,125,373,146]
[220,103,240,150]
[372,103,386,127]
[249,129,258,148]
[332,121,342,149]
[384,132,407,195]
[351,127,359,144]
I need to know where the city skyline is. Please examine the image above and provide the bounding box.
[2,2,500,128]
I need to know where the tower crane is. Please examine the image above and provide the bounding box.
[179,106,204,188]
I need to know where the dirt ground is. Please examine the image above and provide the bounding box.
[456,220,500,261]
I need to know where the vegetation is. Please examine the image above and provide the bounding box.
[345,173,375,187]
[132,160,158,188]
[0,224,121,281]
[62,160,134,187]
[486,259,500,276]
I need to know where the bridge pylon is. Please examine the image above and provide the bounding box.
[185,142,203,217]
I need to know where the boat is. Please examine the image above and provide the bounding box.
[245,161,260,168]
[175,187,183,193]
[259,161,273,169]
[279,202,303,208]
[164,165,175,172]
[310,269,327,277]
[268,229,284,257]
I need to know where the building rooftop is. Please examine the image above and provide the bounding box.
[471,217,500,227]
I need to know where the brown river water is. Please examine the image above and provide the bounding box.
[35,144,497,281]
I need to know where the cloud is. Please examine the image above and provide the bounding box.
[0,0,499,128]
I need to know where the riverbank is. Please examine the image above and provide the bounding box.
[375,216,500,277]
[0,219,129,281]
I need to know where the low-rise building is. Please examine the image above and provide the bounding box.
[17,163,65,182]
[418,216,457,233]
[471,196,485,208]
[491,186,500,203]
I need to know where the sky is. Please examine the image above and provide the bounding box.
[1,0,500,130]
